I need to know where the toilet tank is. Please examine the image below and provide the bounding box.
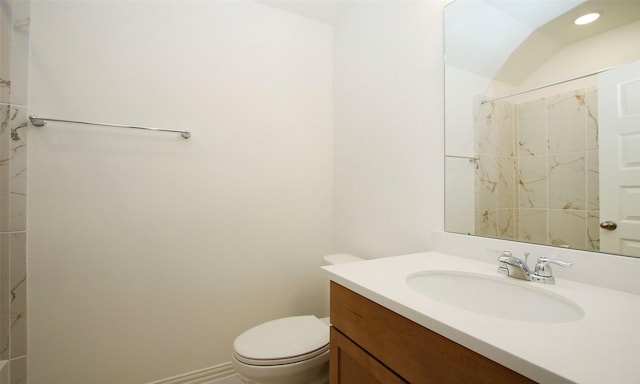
[321,253,364,320]
[323,253,364,265]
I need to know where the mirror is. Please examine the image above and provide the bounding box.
[444,0,640,258]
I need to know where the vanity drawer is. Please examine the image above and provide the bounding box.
[330,281,536,383]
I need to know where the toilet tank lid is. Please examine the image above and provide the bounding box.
[233,316,329,360]
[323,253,364,265]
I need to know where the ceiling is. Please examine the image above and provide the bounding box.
[494,0,640,84]
[257,0,640,87]
[257,0,346,25]
[446,0,640,85]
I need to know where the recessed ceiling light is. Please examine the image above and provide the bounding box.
[574,12,600,25]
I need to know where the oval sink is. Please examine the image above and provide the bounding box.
[406,271,584,323]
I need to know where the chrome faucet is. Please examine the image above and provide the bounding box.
[493,250,572,284]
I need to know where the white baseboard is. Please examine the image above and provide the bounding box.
[146,362,236,384]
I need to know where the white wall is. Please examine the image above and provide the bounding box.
[28,0,448,381]
[332,0,445,259]
[27,1,333,383]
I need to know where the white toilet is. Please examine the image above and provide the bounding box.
[231,254,363,384]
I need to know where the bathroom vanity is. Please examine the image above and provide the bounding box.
[329,281,533,383]
[324,251,640,383]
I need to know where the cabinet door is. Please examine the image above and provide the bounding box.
[330,327,407,384]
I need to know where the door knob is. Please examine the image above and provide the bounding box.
[600,220,618,230]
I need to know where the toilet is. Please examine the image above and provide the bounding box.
[231,253,363,384]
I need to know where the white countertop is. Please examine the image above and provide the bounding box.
[323,251,640,384]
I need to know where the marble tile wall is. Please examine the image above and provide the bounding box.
[0,0,30,383]
[475,88,599,252]
[474,99,518,240]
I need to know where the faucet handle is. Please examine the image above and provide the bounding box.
[487,249,512,258]
[489,250,517,276]
[487,249,530,265]
[534,257,572,277]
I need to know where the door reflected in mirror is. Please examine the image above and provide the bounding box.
[444,0,640,258]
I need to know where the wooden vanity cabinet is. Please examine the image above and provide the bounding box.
[329,282,536,384]
[330,327,407,384]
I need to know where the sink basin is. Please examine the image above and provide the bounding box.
[406,271,584,323]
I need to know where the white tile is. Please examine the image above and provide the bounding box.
[518,208,547,244]
[475,155,498,210]
[587,150,599,211]
[585,87,598,151]
[475,209,497,238]
[518,156,547,209]
[549,210,587,249]
[517,98,547,157]
[495,101,515,156]
[547,90,586,154]
[548,152,586,210]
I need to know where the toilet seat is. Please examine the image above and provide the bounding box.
[234,344,329,366]
[233,315,329,366]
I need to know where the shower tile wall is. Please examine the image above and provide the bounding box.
[475,100,518,240]
[475,88,599,252]
[0,0,30,383]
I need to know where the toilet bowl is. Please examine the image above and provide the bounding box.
[232,315,330,384]
[231,254,363,384]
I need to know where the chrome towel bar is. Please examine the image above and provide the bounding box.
[29,115,191,139]
[445,154,479,162]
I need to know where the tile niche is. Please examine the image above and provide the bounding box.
[474,87,600,252]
